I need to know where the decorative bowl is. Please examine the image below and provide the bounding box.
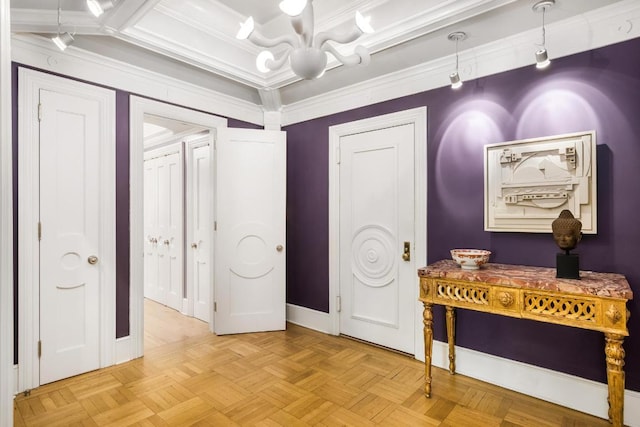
[450,249,491,270]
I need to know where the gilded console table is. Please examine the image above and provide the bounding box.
[418,260,633,427]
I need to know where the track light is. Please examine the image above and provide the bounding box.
[535,48,550,69]
[87,0,114,17]
[51,0,74,51]
[52,32,74,51]
[449,71,462,89]
[533,0,554,69]
[448,32,466,89]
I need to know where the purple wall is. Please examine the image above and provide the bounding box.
[284,38,640,390]
[115,92,130,338]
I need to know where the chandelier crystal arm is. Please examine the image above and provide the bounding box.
[321,43,370,66]
[261,48,293,72]
[313,11,372,49]
[248,31,298,49]
[314,27,362,49]
[290,5,314,47]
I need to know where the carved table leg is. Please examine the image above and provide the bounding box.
[445,305,456,374]
[423,302,433,397]
[604,333,625,427]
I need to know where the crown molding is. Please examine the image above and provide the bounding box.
[101,0,160,33]
[362,0,517,54]
[10,8,100,33]
[281,0,640,126]
[116,26,267,88]
[259,87,282,112]
[10,33,265,125]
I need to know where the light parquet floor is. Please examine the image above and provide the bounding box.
[14,299,611,426]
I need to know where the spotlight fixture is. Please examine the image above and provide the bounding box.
[51,0,74,51]
[533,0,554,69]
[236,0,374,80]
[87,0,114,17]
[448,31,466,89]
[52,32,74,51]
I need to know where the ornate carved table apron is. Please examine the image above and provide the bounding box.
[418,260,633,427]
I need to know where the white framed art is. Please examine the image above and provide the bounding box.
[484,131,597,234]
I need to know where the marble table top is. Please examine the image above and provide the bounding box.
[419,260,633,300]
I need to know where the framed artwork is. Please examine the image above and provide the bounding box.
[484,131,597,233]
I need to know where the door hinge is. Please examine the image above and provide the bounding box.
[38,103,42,121]
[337,296,342,313]
[214,302,217,312]
[214,221,217,231]
[37,340,42,358]
[336,146,341,164]
[38,222,42,240]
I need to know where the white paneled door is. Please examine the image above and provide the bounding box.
[187,137,213,323]
[214,128,286,335]
[39,89,102,384]
[143,147,184,312]
[143,156,161,303]
[339,123,416,354]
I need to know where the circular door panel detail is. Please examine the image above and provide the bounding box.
[230,223,274,279]
[351,225,396,287]
[61,252,82,270]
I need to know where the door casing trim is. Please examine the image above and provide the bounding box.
[17,67,116,390]
[328,106,427,359]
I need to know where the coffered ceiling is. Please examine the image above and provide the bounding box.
[9,0,628,108]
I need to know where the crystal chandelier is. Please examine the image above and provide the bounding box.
[236,0,374,80]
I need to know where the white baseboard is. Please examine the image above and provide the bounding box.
[181,298,189,316]
[286,303,639,426]
[430,340,640,427]
[13,364,18,396]
[286,303,331,334]
[115,336,132,365]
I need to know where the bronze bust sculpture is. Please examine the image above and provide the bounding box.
[551,209,582,253]
[552,209,582,279]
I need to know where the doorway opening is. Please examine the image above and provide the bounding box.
[130,96,227,359]
[142,114,211,350]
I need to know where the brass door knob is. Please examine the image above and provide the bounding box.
[191,243,198,249]
[402,241,411,262]
[88,255,99,265]
[276,245,283,252]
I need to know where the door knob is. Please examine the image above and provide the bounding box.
[164,239,170,245]
[402,241,411,262]
[276,245,283,252]
[191,243,198,249]
[88,255,99,265]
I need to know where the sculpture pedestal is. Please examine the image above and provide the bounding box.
[557,253,580,279]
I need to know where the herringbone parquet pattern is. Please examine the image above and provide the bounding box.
[14,300,610,426]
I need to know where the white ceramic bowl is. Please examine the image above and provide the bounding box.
[450,249,491,270]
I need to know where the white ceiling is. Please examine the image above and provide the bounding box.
[9,0,627,108]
